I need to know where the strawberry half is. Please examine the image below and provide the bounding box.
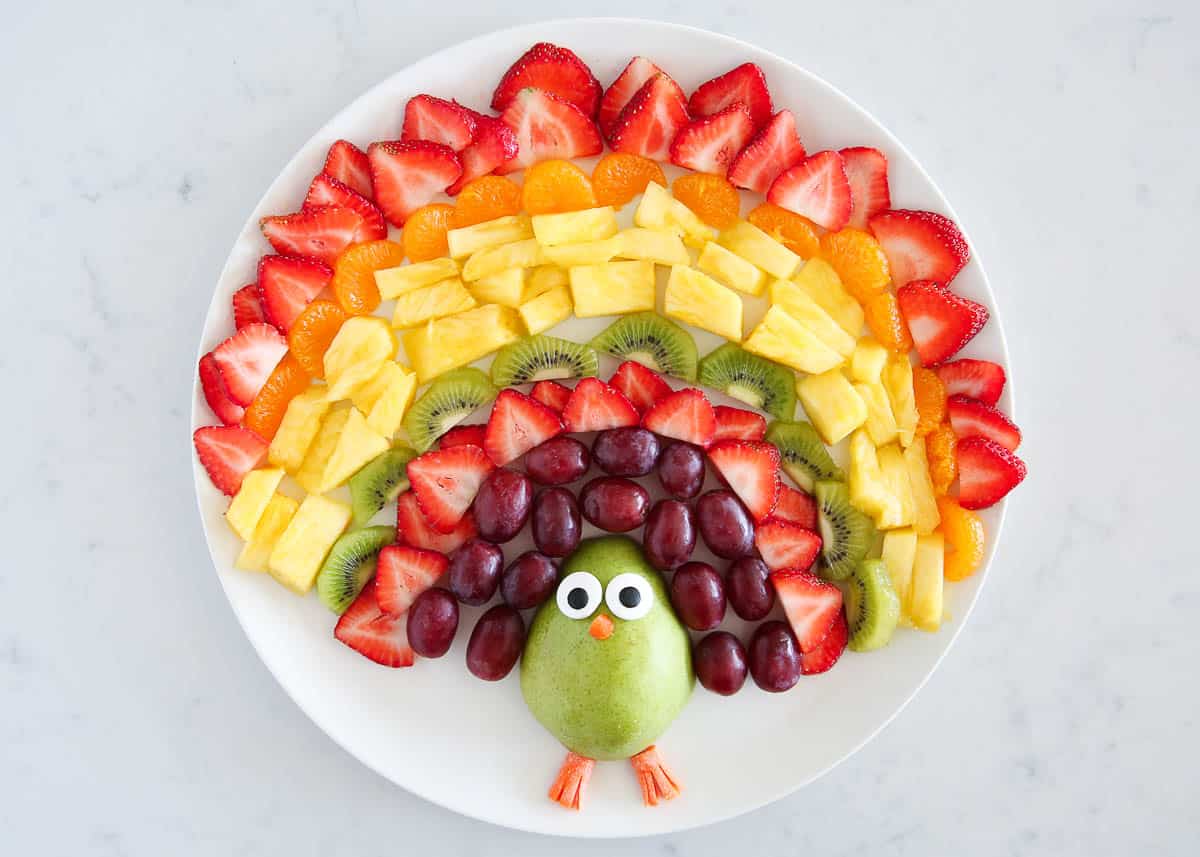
[375,544,448,616]
[756,519,821,572]
[232,284,266,330]
[256,254,332,333]
[406,445,495,533]
[956,437,1027,510]
[192,425,267,496]
[303,172,387,241]
[530,380,572,414]
[642,388,717,448]
[728,110,806,195]
[610,360,672,414]
[770,568,842,653]
[708,440,781,521]
[334,578,415,668]
[896,280,989,366]
[935,359,1006,407]
[401,94,478,151]
[367,140,462,227]
[947,395,1022,451]
[322,139,373,200]
[712,405,767,442]
[438,424,487,449]
[773,484,818,531]
[839,146,890,230]
[687,62,773,130]
[598,56,665,137]
[562,377,640,432]
[396,492,478,554]
[447,117,519,195]
[484,388,565,466]
[210,322,288,406]
[800,609,848,675]
[259,205,364,266]
[496,88,602,174]
[868,209,970,288]
[198,352,245,426]
[490,42,602,118]
[609,73,689,162]
[669,104,754,175]
[767,150,852,231]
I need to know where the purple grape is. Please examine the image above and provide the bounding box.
[472,468,532,543]
[657,441,706,499]
[466,605,525,681]
[694,631,748,696]
[579,477,650,532]
[696,490,755,559]
[525,436,590,485]
[726,557,775,620]
[642,499,696,569]
[669,561,726,631]
[406,588,459,658]
[532,487,582,557]
[446,538,503,605]
[592,427,660,477]
[500,551,559,609]
[749,621,801,692]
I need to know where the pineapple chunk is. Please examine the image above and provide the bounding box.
[909,533,945,631]
[717,220,800,280]
[391,278,477,328]
[849,338,889,383]
[568,261,656,317]
[848,429,901,524]
[769,279,857,356]
[883,355,919,446]
[225,467,286,540]
[317,407,389,494]
[466,268,526,308]
[267,494,351,594]
[664,265,743,341]
[323,316,396,401]
[854,380,900,446]
[268,387,331,473]
[402,304,523,383]
[903,437,941,535]
[697,241,767,296]
[294,404,351,494]
[793,258,864,335]
[797,369,868,444]
[525,265,569,298]
[446,214,533,258]
[744,306,843,375]
[876,443,915,529]
[236,493,299,572]
[543,237,620,268]
[462,238,544,282]
[634,181,713,246]
[532,206,619,246]
[375,257,461,300]
[518,285,573,335]
[880,528,918,616]
[352,361,417,438]
[613,228,690,266]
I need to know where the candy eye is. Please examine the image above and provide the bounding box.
[556,571,602,620]
[605,573,654,621]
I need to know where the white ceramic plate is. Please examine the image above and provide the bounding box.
[191,18,1011,838]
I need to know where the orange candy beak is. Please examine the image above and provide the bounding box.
[589,614,614,640]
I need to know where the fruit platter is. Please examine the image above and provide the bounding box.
[191,20,1023,836]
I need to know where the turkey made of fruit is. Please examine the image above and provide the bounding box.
[194,42,1026,810]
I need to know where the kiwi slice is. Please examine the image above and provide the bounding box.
[402,367,498,452]
[316,525,396,614]
[698,343,797,420]
[842,559,900,652]
[349,445,416,529]
[765,421,844,491]
[490,334,599,386]
[588,312,698,381]
[814,480,875,580]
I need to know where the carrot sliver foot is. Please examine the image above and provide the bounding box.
[630,745,681,806]
[549,751,595,810]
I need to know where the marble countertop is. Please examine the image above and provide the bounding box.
[3,2,1196,854]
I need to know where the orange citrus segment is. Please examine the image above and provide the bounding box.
[746,202,821,259]
[521,159,597,215]
[864,291,914,353]
[592,153,667,208]
[451,176,522,228]
[819,227,891,304]
[912,367,947,437]
[926,422,958,496]
[242,354,310,441]
[672,172,740,230]
[402,203,455,262]
[937,496,986,581]
[287,299,346,378]
[331,239,405,315]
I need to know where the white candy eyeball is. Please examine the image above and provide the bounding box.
[556,571,602,619]
[605,573,654,621]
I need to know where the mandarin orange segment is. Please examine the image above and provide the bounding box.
[242,354,310,441]
[403,203,455,262]
[937,496,986,581]
[287,299,346,378]
[926,422,958,495]
[331,239,405,315]
[746,202,821,259]
[592,153,667,208]
[451,176,522,228]
[672,173,741,230]
[819,228,891,304]
[864,291,914,353]
[521,159,597,215]
[913,367,947,437]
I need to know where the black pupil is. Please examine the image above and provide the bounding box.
[619,586,641,608]
[567,588,589,610]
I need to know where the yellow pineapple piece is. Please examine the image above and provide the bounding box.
[744,306,843,375]
[849,338,889,383]
[236,493,299,572]
[848,429,900,524]
[717,220,800,280]
[880,528,918,617]
[268,387,331,473]
[225,467,286,541]
[391,278,477,328]
[543,237,619,268]
[402,304,523,384]
[633,181,713,247]
[909,533,945,631]
[613,228,690,266]
[466,268,526,307]
[352,361,417,438]
[854,380,900,446]
[446,214,533,258]
[375,257,461,300]
[876,443,915,529]
[532,206,619,246]
[568,260,656,317]
[267,494,351,594]
[769,279,857,357]
[525,265,569,298]
[903,437,941,535]
[696,241,767,296]
[462,238,544,282]
[883,355,919,447]
[797,368,868,444]
[518,285,573,335]
[664,265,743,341]
[294,404,351,494]
[793,258,864,335]
[323,316,396,401]
[316,407,389,494]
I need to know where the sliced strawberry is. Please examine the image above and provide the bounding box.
[839,147,890,230]
[935,359,1006,407]
[947,395,1021,451]
[367,140,462,227]
[401,94,478,151]
[256,254,332,333]
[598,56,665,137]
[490,42,602,118]
[530,380,572,414]
[438,424,487,449]
[192,425,267,496]
[896,281,989,366]
[496,89,602,174]
[303,172,387,241]
[561,377,640,432]
[773,484,818,531]
[334,578,415,668]
[198,353,245,426]
[800,609,848,675]
[642,388,717,448]
[322,139,373,200]
[708,440,780,521]
[767,150,852,231]
[447,117,520,194]
[728,110,806,195]
[687,62,773,130]
[956,437,1027,510]
[375,544,448,616]
[712,405,767,442]
[484,388,565,466]
[210,322,288,406]
[770,567,842,653]
[232,284,266,330]
[609,360,672,414]
[406,445,495,533]
[396,492,478,553]
[868,209,969,288]
[756,519,822,573]
[609,73,689,162]
[669,104,754,174]
[260,205,364,266]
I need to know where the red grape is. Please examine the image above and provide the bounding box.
[525,436,590,485]
[446,538,503,605]
[749,621,801,692]
[406,588,459,658]
[500,551,559,609]
[657,441,706,499]
[726,557,775,620]
[669,561,726,630]
[592,427,660,476]
[473,468,532,543]
[642,499,696,569]
[466,605,525,681]
[694,631,748,696]
[532,487,582,557]
[580,477,650,532]
[696,490,756,559]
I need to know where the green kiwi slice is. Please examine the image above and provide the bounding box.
[764,421,844,491]
[402,367,497,452]
[490,334,599,386]
[316,525,396,614]
[842,559,900,652]
[814,480,875,580]
[698,343,797,420]
[588,312,698,381]
[349,445,416,529]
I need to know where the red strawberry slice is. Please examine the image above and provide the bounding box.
[192,425,267,496]
[767,150,852,231]
[669,104,755,174]
[259,205,364,266]
[712,405,767,442]
[198,353,245,426]
[406,445,495,533]
[756,519,822,572]
[800,609,848,674]
[490,42,602,118]
[642,388,717,448]
[947,395,1021,451]
[728,110,806,195]
[401,95,478,151]
[232,284,266,330]
[396,492,478,554]
[303,173,387,241]
[687,62,773,130]
[708,440,781,521]
[773,484,818,531]
[438,424,487,449]
[896,281,989,366]
[367,140,462,227]
[256,254,332,333]
[210,322,288,406]
[530,380,572,414]
[609,73,690,162]
[839,147,890,230]
[375,544,448,616]
[598,56,665,137]
[447,117,520,195]
[334,578,415,668]
[935,359,1006,407]
[496,89,603,174]
[561,377,640,432]
[322,139,373,200]
[956,437,1027,510]
[869,209,969,288]
[610,360,672,414]
[484,388,565,466]
[770,568,841,653]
